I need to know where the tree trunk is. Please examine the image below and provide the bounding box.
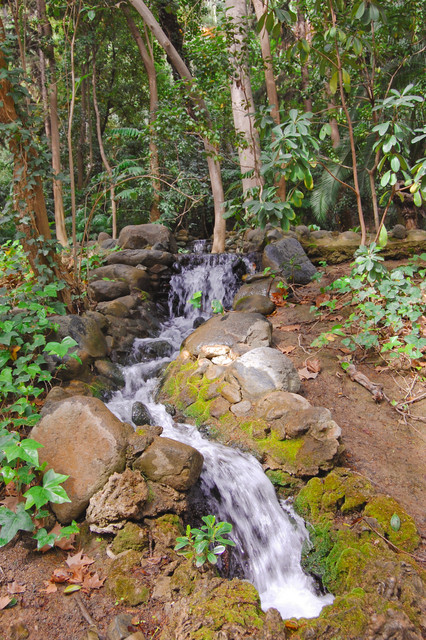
[296,8,312,113]
[37,0,68,247]
[251,0,286,200]
[128,0,226,252]
[123,6,161,221]
[92,48,117,239]
[225,0,262,195]
[0,16,73,307]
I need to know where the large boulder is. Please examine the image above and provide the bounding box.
[106,249,174,268]
[89,264,151,292]
[86,469,149,533]
[227,347,301,399]
[262,237,317,284]
[49,314,108,359]
[233,294,275,316]
[182,312,272,358]
[31,396,133,522]
[133,437,204,491]
[88,279,130,302]
[118,224,177,253]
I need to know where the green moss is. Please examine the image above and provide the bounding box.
[111,523,149,554]
[186,397,212,425]
[363,495,420,552]
[189,579,264,638]
[256,430,304,468]
[111,576,149,606]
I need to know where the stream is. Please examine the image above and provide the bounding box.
[107,253,333,620]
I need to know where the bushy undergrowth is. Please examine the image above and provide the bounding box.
[312,244,426,364]
[0,241,78,549]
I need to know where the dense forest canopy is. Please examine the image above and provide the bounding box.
[0,0,425,252]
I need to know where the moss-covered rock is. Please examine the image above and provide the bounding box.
[363,495,420,552]
[161,577,267,640]
[106,549,149,606]
[111,522,149,555]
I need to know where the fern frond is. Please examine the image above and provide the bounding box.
[311,162,350,223]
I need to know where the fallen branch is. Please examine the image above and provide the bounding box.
[345,363,384,402]
[358,517,425,564]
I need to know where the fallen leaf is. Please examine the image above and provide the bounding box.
[7,582,25,594]
[47,522,76,551]
[64,584,81,594]
[41,581,58,594]
[278,344,296,354]
[270,292,287,306]
[0,496,20,511]
[298,367,319,380]
[82,573,105,590]
[285,620,299,630]
[279,324,301,332]
[315,293,330,307]
[306,358,322,373]
[339,347,353,354]
[66,551,94,569]
[0,596,13,610]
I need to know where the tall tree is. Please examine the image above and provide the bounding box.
[225,0,262,194]
[127,0,226,253]
[37,0,68,246]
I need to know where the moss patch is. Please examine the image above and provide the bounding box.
[363,495,420,552]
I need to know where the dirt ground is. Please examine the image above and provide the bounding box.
[0,260,425,640]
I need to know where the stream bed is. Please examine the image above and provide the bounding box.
[107,253,333,619]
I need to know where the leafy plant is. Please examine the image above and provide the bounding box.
[188,291,203,310]
[174,515,236,568]
[0,245,80,548]
[312,245,426,362]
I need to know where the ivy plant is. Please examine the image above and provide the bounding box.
[174,515,236,568]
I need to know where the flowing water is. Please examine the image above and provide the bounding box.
[107,253,333,620]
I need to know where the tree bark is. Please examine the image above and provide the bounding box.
[128,0,226,252]
[37,0,68,246]
[92,48,117,239]
[123,6,161,221]
[225,0,262,195]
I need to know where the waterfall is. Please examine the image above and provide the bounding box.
[107,253,333,620]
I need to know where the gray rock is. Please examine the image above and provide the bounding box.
[256,391,311,422]
[182,312,272,358]
[49,314,108,359]
[106,249,174,268]
[132,401,154,426]
[310,230,332,239]
[133,339,174,362]
[230,400,252,416]
[220,383,242,404]
[391,224,407,239]
[133,437,204,491]
[243,228,266,252]
[94,360,125,387]
[227,347,301,400]
[31,396,133,522]
[101,239,118,250]
[295,225,311,238]
[106,613,137,640]
[233,294,275,316]
[209,396,231,418]
[89,264,150,292]
[262,237,317,284]
[89,279,130,302]
[97,231,111,243]
[86,469,149,533]
[118,224,177,253]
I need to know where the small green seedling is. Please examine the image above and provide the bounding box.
[174,515,236,568]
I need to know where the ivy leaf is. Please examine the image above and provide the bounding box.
[0,504,34,547]
[24,468,70,510]
[2,438,43,466]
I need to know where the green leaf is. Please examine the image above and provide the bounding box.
[24,468,70,510]
[342,69,350,91]
[0,504,34,546]
[390,513,401,531]
[354,1,365,19]
[3,438,42,466]
[377,225,388,248]
[413,190,422,207]
[64,585,81,594]
[329,72,338,95]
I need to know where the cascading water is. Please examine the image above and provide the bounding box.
[107,252,334,620]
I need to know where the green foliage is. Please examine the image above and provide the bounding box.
[0,243,79,549]
[189,291,203,310]
[174,515,236,568]
[312,245,426,361]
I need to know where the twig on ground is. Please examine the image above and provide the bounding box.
[75,592,104,639]
[358,517,426,564]
[345,363,384,402]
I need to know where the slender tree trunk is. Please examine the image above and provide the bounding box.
[123,6,161,221]
[329,0,366,245]
[296,8,312,113]
[128,0,226,252]
[77,69,87,190]
[251,0,286,200]
[0,16,73,307]
[225,0,262,195]
[37,0,68,246]
[91,48,117,239]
